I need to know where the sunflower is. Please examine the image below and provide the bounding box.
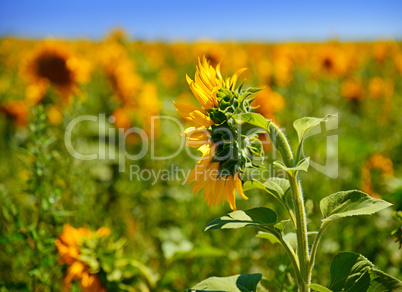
[22,42,90,104]
[56,225,109,292]
[341,77,364,101]
[174,57,261,210]
[98,42,142,104]
[361,154,393,199]
[0,100,29,127]
[313,43,350,78]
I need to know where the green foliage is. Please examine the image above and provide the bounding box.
[186,273,262,292]
[310,252,402,292]
[320,190,392,222]
[309,283,332,292]
[293,114,337,144]
[204,208,278,231]
[1,39,401,291]
[243,178,290,207]
[273,157,310,174]
[232,112,271,131]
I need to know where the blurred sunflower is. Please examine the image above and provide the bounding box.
[341,77,364,101]
[0,100,29,127]
[22,42,91,104]
[174,57,262,210]
[98,42,142,104]
[56,225,110,292]
[361,154,394,199]
[251,87,285,122]
[368,77,394,99]
[313,44,350,78]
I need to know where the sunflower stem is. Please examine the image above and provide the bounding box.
[289,173,310,292]
[267,121,310,292]
[309,221,329,277]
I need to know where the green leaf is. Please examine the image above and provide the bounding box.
[317,252,402,292]
[309,284,333,292]
[273,157,310,174]
[232,113,270,131]
[256,231,280,244]
[204,207,278,232]
[320,190,392,222]
[282,231,318,250]
[243,178,290,203]
[186,273,262,292]
[238,87,263,105]
[329,252,373,291]
[293,114,337,143]
[255,220,290,244]
[368,269,402,291]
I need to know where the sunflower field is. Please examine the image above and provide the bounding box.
[0,29,401,291]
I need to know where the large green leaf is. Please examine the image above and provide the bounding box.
[320,190,392,222]
[186,273,262,292]
[243,178,290,203]
[293,114,336,143]
[312,252,402,292]
[232,113,270,131]
[367,269,402,291]
[329,252,373,291]
[204,207,278,232]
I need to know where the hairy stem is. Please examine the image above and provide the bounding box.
[267,121,310,291]
[268,122,294,167]
[289,174,310,292]
[278,233,302,285]
[309,221,329,276]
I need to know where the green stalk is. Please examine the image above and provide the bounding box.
[289,174,310,292]
[309,221,329,276]
[278,233,302,285]
[268,123,294,167]
[267,121,310,291]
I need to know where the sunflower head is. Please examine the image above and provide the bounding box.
[22,42,91,102]
[207,85,265,177]
[175,57,266,210]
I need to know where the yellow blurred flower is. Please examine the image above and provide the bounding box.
[137,82,161,138]
[47,105,63,125]
[0,100,29,127]
[192,41,226,68]
[98,42,142,104]
[251,87,285,121]
[159,67,177,88]
[112,107,133,130]
[255,58,272,84]
[22,42,91,103]
[313,43,350,78]
[273,54,293,86]
[394,53,402,74]
[341,77,364,101]
[111,82,161,142]
[368,77,394,99]
[361,154,393,199]
[372,41,389,62]
[104,27,129,43]
[56,224,110,292]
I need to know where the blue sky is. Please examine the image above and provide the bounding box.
[0,0,401,41]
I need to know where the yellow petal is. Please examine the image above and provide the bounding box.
[235,172,249,200]
[225,176,236,210]
[173,101,205,121]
